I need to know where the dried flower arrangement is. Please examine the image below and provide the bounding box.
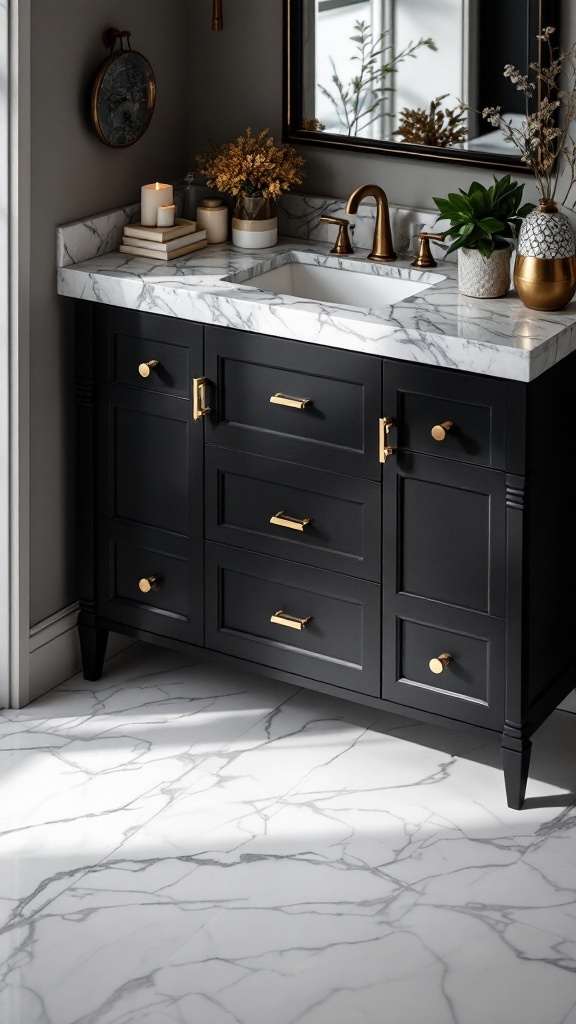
[319,20,436,137]
[196,128,305,199]
[481,27,576,205]
[394,94,467,148]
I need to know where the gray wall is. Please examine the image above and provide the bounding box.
[30,1,189,625]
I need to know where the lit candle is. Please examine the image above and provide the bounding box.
[140,182,174,226]
[157,204,176,228]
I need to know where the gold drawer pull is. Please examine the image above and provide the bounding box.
[270,609,312,630]
[431,420,453,442]
[270,511,312,532]
[138,360,159,378]
[193,377,212,420]
[379,417,395,463]
[429,652,453,674]
[139,575,161,594]
[270,393,311,410]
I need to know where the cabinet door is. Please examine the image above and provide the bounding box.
[95,306,202,399]
[382,450,506,728]
[95,319,205,646]
[204,327,382,479]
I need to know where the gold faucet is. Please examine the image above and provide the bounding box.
[345,184,397,263]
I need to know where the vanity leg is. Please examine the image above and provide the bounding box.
[501,725,532,810]
[79,622,109,682]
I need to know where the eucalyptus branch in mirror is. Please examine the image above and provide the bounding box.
[480,27,576,206]
[318,21,436,138]
[394,94,467,148]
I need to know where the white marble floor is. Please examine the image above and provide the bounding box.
[1,645,576,1024]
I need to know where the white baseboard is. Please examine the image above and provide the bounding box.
[29,603,134,704]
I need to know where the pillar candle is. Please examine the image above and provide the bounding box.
[157,205,176,228]
[141,182,174,226]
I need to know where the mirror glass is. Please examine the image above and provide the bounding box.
[287,0,559,168]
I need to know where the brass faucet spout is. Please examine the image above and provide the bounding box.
[345,184,397,263]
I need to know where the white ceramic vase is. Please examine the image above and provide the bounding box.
[458,245,511,299]
[517,199,576,259]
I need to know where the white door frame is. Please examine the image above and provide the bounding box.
[0,0,31,709]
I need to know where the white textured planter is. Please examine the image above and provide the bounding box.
[458,245,511,298]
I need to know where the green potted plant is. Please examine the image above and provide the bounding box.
[433,175,533,298]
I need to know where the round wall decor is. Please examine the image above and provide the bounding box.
[91,29,156,149]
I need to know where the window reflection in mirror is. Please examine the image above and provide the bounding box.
[296,0,559,164]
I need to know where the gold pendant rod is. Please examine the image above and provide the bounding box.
[213,0,223,31]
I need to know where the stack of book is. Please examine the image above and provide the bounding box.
[119,218,208,261]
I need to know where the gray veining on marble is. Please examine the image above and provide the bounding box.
[2,644,576,1024]
[57,186,189,268]
[57,219,576,381]
[277,191,454,263]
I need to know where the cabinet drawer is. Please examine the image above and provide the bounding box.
[383,606,505,728]
[206,448,381,580]
[383,360,507,469]
[206,543,380,696]
[97,524,203,645]
[205,327,381,479]
[96,307,202,398]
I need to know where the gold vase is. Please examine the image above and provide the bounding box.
[513,254,576,312]
[515,198,576,311]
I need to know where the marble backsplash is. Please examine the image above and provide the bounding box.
[57,182,453,269]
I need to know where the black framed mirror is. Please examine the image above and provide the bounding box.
[284,0,560,171]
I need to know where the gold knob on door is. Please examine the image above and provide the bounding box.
[431,421,453,442]
[139,575,161,594]
[138,360,159,378]
[429,652,453,674]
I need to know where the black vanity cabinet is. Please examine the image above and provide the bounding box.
[75,304,576,809]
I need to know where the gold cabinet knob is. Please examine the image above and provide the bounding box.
[139,575,161,594]
[138,360,159,378]
[431,421,453,442]
[429,652,453,674]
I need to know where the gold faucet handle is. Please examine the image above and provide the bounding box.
[410,233,445,270]
[320,216,354,256]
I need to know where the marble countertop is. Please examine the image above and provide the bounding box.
[57,229,576,383]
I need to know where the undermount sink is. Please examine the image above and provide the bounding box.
[223,253,443,312]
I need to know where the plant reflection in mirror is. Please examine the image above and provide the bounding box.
[395,94,468,148]
[318,21,436,138]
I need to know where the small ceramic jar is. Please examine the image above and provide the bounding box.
[196,199,229,244]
